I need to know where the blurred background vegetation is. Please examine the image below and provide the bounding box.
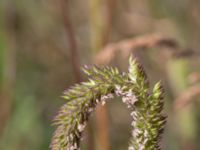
[0,0,200,150]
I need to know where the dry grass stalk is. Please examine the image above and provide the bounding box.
[95,33,186,65]
[174,84,200,111]
[188,72,200,84]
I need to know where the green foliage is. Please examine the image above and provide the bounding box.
[51,57,166,150]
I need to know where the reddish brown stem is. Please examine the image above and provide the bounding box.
[0,0,17,137]
[59,0,81,82]
[58,0,94,149]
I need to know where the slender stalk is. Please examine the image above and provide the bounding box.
[58,0,94,149]
[0,0,17,137]
[59,0,81,82]
[89,0,116,149]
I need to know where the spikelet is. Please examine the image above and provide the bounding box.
[50,56,166,150]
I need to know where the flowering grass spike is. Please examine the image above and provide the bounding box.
[50,56,166,150]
